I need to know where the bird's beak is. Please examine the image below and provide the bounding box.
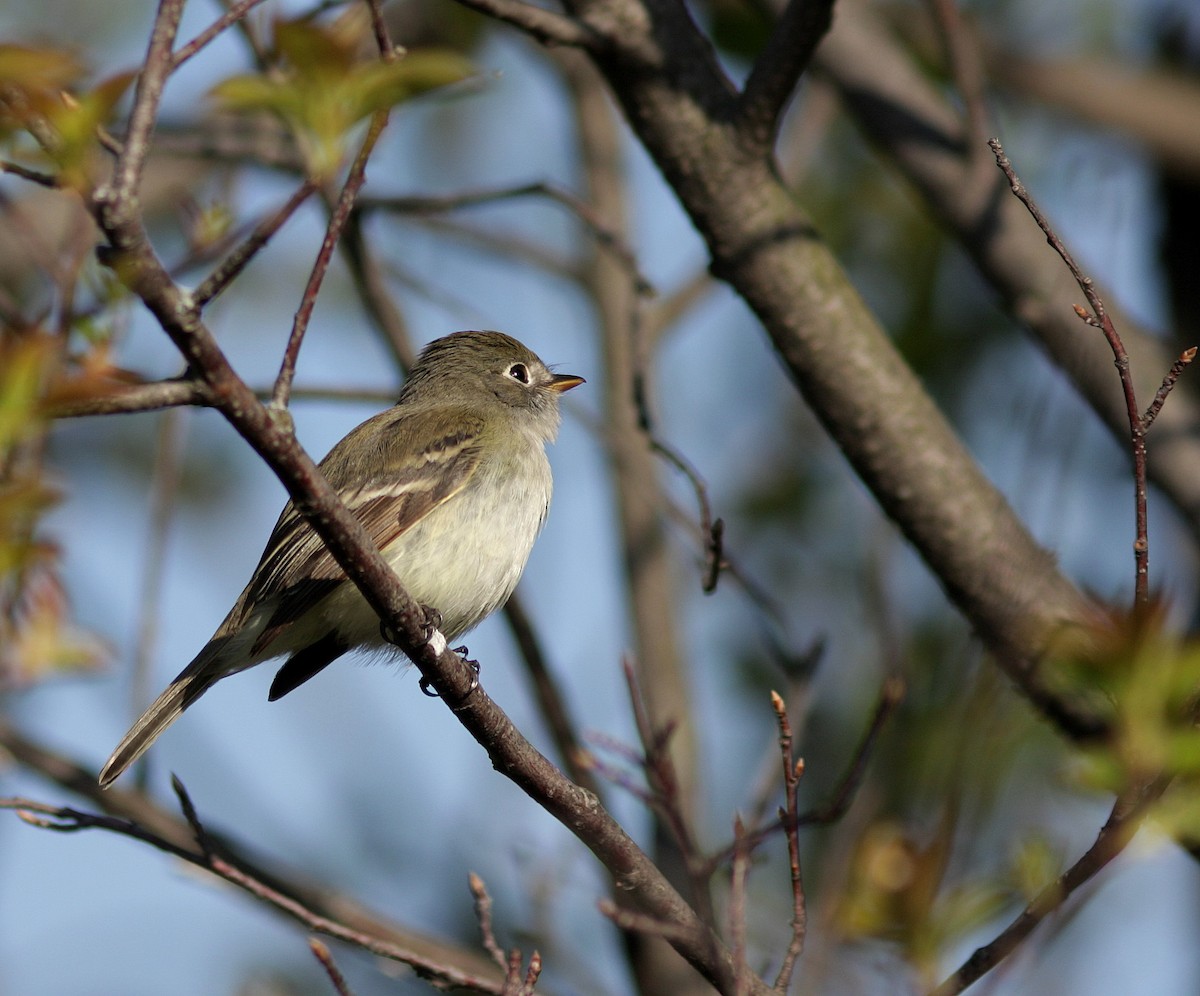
[547,373,586,393]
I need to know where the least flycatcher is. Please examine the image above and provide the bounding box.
[99,331,583,787]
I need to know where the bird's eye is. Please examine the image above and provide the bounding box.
[507,362,530,384]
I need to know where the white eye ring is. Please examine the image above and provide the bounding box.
[507,362,530,384]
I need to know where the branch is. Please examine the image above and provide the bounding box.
[472,0,1111,737]
[989,139,1194,606]
[737,0,837,152]
[0,719,506,984]
[171,0,271,69]
[449,0,600,48]
[1,790,507,993]
[49,376,215,418]
[193,180,317,308]
[108,0,186,205]
[813,8,1200,550]
[930,779,1167,995]
[272,114,388,409]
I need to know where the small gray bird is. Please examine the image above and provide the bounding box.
[99,331,583,787]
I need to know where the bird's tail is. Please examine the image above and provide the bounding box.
[98,642,230,789]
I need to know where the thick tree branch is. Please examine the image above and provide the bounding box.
[813,6,1200,544]
[521,0,1106,734]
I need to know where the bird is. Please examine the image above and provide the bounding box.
[99,330,584,788]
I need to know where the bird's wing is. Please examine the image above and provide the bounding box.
[222,406,486,645]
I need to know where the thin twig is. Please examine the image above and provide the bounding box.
[338,210,416,371]
[729,816,752,996]
[796,673,905,827]
[927,0,990,173]
[597,900,707,947]
[469,872,509,971]
[361,180,654,295]
[0,160,59,187]
[193,180,318,307]
[930,779,1167,995]
[990,138,1156,604]
[737,0,836,151]
[0,790,508,991]
[109,0,187,203]
[171,0,271,69]
[622,658,715,921]
[704,673,903,874]
[48,377,215,418]
[769,691,807,989]
[442,0,599,48]
[273,114,388,409]
[1143,347,1197,429]
[309,938,356,996]
[519,951,542,995]
[364,0,398,60]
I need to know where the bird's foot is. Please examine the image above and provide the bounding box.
[419,644,481,699]
[379,605,443,647]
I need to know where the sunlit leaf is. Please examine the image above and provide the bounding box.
[211,16,473,180]
[0,335,59,454]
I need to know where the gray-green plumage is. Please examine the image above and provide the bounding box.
[99,331,583,788]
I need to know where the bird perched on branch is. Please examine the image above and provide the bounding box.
[100,330,583,787]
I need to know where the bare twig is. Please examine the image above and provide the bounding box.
[930,779,1167,995]
[0,789,508,991]
[309,938,355,996]
[469,872,509,971]
[171,0,271,69]
[622,659,714,922]
[990,138,1195,606]
[361,180,653,295]
[445,0,599,48]
[927,0,990,170]
[48,377,215,418]
[0,160,59,188]
[0,720,506,982]
[769,691,806,989]
[704,673,903,874]
[729,816,752,996]
[193,181,318,308]
[273,114,388,409]
[1143,347,1197,430]
[738,0,836,152]
[796,673,905,827]
[339,209,416,371]
[109,0,186,203]
[648,435,725,593]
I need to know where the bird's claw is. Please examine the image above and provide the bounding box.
[418,644,480,699]
[379,605,443,647]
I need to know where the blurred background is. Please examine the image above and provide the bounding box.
[2,0,1200,992]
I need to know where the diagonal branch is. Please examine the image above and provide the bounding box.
[451,0,601,48]
[108,0,186,205]
[812,7,1200,549]
[930,778,1167,995]
[737,0,837,153]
